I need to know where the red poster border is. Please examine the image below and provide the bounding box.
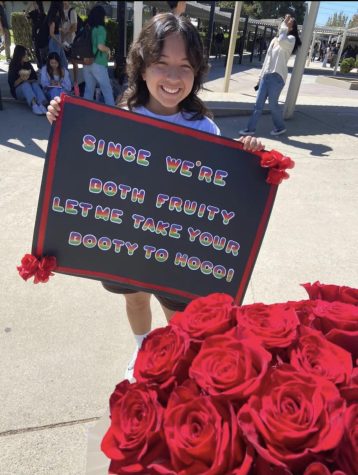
[35,94,277,304]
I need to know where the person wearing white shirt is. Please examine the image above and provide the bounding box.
[240,15,301,137]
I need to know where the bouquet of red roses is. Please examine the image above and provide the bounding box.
[101,282,358,475]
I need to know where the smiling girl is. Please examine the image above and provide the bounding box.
[47,13,263,380]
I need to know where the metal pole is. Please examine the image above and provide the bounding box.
[239,16,248,64]
[250,24,258,62]
[283,1,320,119]
[133,1,143,42]
[306,30,316,65]
[224,8,235,67]
[333,27,348,75]
[223,1,243,92]
[206,1,216,58]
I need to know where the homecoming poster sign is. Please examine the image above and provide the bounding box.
[32,95,277,304]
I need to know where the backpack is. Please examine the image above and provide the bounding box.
[35,15,49,49]
[70,24,95,64]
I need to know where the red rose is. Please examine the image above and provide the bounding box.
[34,256,57,283]
[335,404,358,475]
[162,380,253,475]
[101,380,167,474]
[340,367,358,404]
[238,365,346,473]
[302,281,358,306]
[311,301,358,359]
[289,299,317,326]
[189,334,271,401]
[303,462,347,475]
[235,302,300,350]
[170,293,235,344]
[17,253,39,281]
[289,327,353,386]
[134,325,193,393]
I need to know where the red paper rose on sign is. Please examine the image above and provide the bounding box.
[161,380,253,475]
[170,293,235,344]
[189,334,271,401]
[302,281,358,306]
[289,327,353,386]
[335,404,358,475]
[101,380,167,474]
[134,325,193,394]
[17,254,57,283]
[311,300,358,359]
[238,365,346,473]
[235,302,300,350]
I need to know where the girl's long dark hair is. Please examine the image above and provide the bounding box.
[9,45,28,71]
[46,51,64,79]
[121,12,211,120]
[36,1,45,15]
[47,1,65,24]
[290,19,302,54]
[88,5,106,27]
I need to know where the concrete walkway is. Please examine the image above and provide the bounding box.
[0,56,357,475]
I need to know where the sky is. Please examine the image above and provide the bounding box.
[315,1,358,26]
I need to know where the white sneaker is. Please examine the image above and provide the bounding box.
[124,348,138,382]
[32,103,43,115]
[39,104,48,114]
[239,128,256,136]
[270,128,287,136]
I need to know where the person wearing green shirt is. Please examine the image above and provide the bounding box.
[83,5,114,105]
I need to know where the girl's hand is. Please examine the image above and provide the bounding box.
[46,96,61,125]
[238,135,265,152]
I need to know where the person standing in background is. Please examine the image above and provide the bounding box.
[167,1,186,15]
[61,1,79,88]
[26,1,46,67]
[82,5,114,105]
[239,14,301,137]
[0,1,11,61]
[47,1,67,68]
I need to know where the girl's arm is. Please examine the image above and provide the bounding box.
[277,23,295,52]
[13,75,24,87]
[49,21,62,46]
[60,69,72,92]
[40,66,50,89]
[94,26,111,56]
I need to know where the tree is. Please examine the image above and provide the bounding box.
[253,1,306,24]
[326,11,349,28]
[348,11,358,29]
[218,1,305,23]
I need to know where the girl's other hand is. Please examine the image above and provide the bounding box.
[46,96,61,124]
[238,135,265,152]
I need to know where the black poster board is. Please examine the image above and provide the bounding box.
[33,95,277,304]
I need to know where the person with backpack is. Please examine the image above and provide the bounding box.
[26,1,46,68]
[81,5,114,105]
[61,1,80,89]
[47,1,68,68]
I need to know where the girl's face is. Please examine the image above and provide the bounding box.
[50,58,59,70]
[22,53,29,63]
[142,32,194,115]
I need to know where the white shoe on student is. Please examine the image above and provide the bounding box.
[32,103,43,115]
[39,104,48,115]
[124,348,138,382]
[270,128,287,136]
